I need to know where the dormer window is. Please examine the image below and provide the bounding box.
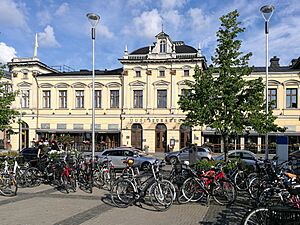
[160,40,166,53]
[159,70,165,77]
[135,71,141,77]
[22,69,29,79]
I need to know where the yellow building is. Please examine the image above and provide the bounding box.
[5,32,300,153]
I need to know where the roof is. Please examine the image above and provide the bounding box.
[37,67,123,77]
[252,66,297,73]
[129,44,197,55]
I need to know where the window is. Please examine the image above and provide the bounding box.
[59,90,67,108]
[157,90,167,108]
[133,90,143,108]
[160,40,166,53]
[286,88,297,108]
[42,90,51,108]
[75,90,84,108]
[21,90,29,108]
[268,88,277,109]
[110,90,119,108]
[95,90,102,108]
[181,89,191,96]
[123,150,134,157]
[184,70,189,77]
[135,71,141,77]
[23,71,28,79]
[159,70,165,77]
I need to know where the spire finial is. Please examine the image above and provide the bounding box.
[33,33,39,58]
[162,23,164,32]
[197,42,202,57]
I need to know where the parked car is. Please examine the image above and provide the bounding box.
[96,147,164,170]
[20,147,39,161]
[213,149,263,169]
[289,150,300,160]
[165,146,213,164]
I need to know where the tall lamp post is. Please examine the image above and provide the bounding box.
[260,5,274,160]
[86,13,100,164]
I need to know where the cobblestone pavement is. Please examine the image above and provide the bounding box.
[0,183,254,225]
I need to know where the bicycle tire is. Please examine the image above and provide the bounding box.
[181,177,205,203]
[111,178,136,208]
[61,173,69,194]
[234,170,248,191]
[242,207,269,225]
[213,179,237,205]
[25,167,42,187]
[149,180,174,211]
[0,174,18,197]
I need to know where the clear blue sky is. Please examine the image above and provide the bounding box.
[0,0,299,70]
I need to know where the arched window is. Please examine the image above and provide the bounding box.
[155,124,167,152]
[131,124,143,149]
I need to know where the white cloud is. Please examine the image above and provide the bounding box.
[55,3,69,16]
[133,9,162,38]
[38,25,60,47]
[97,23,114,39]
[188,8,212,31]
[0,42,17,64]
[161,0,187,9]
[163,10,182,30]
[36,10,52,26]
[0,0,28,29]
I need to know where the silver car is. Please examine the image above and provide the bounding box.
[97,148,163,170]
[165,146,213,164]
[213,150,263,169]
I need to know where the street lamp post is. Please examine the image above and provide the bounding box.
[86,13,100,166]
[260,5,274,160]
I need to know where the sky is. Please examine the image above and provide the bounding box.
[0,0,300,71]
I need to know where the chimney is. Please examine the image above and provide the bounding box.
[270,56,280,68]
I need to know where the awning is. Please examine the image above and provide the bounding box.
[36,129,120,134]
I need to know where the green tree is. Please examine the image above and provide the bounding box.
[178,10,284,161]
[0,63,19,131]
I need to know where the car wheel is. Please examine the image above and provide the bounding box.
[201,157,209,161]
[141,162,150,171]
[169,157,178,165]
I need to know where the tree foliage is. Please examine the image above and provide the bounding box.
[0,63,19,131]
[178,10,284,160]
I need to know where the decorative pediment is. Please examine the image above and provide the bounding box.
[88,82,104,88]
[268,80,281,86]
[129,80,146,86]
[17,81,32,87]
[55,83,70,88]
[182,65,192,70]
[40,83,54,88]
[106,82,121,88]
[152,80,170,86]
[157,66,167,71]
[71,82,86,88]
[284,80,300,86]
[177,80,189,86]
[133,67,143,71]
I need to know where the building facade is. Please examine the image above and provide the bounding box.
[4,32,300,153]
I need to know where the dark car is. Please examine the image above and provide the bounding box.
[20,146,50,161]
[20,147,39,161]
[289,150,300,174]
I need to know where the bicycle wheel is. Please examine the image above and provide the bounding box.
[149,180,174,211]
[61,174,69,194]
[234,171,248,191]
[111,178,136,208]
[69,171,77,192]
[213,179,237,205]
[243,207,269,225]
[25,167,42,187]
[0,174,18,196]
[181,177,205,203]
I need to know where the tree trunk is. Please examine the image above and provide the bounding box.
[223,134,229,162]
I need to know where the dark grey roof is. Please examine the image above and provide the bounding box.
[38,68,123,77]
[129,45,197,55]
[252,66,296,72]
